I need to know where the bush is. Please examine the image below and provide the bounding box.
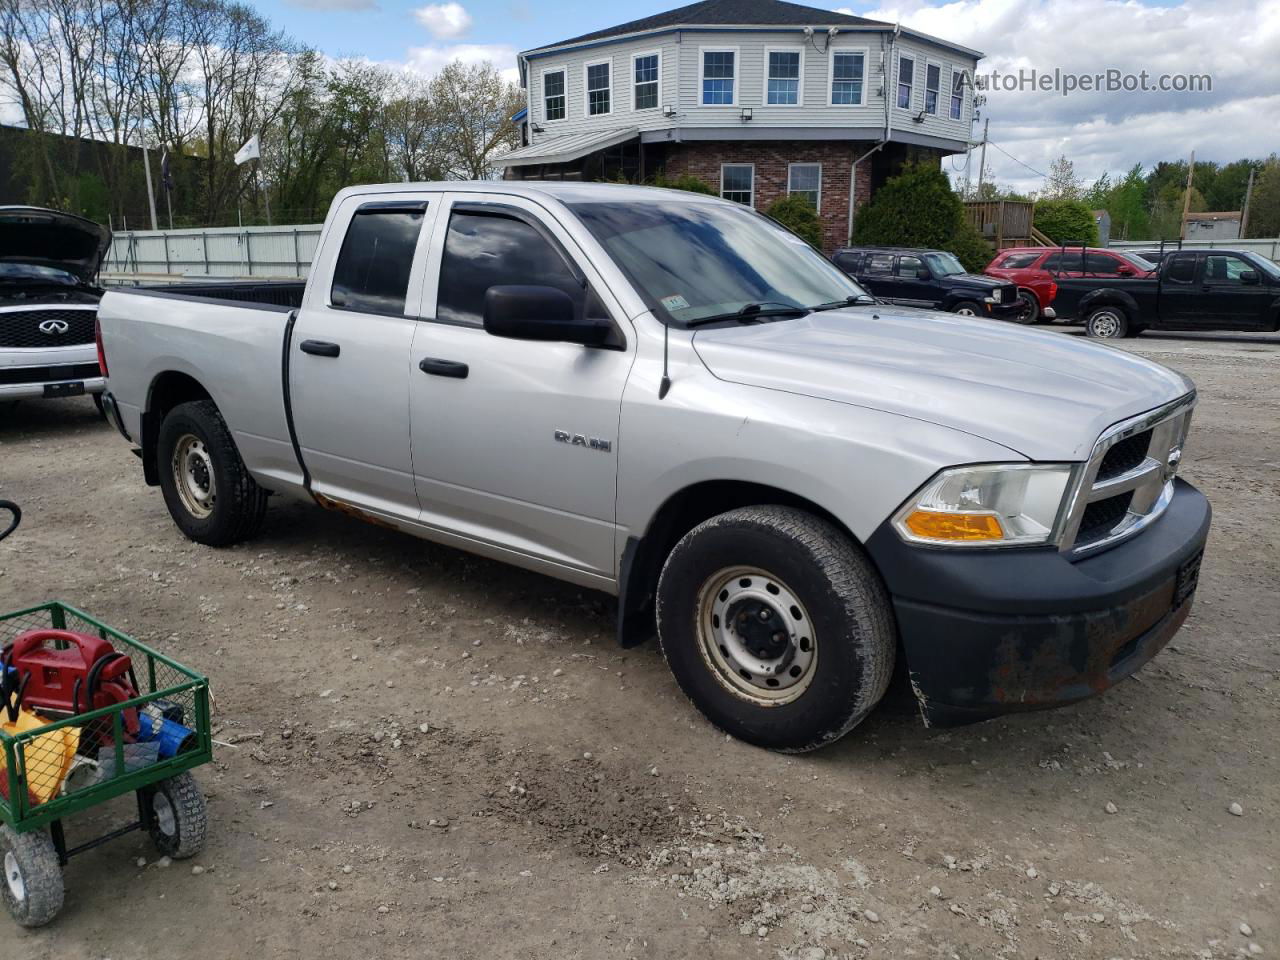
[1033,198,1099,245]
[651,173,716,195]
[853,161,994,270]
[765,193,823,248]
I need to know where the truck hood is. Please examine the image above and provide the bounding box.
[0,206,111,285]
[691,307,1193,462]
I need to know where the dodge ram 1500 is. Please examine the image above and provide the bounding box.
[97,182,1211,751]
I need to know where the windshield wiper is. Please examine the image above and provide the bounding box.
[806,295,876,312]
[685,301,809,328]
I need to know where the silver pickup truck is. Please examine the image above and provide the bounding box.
[97,182,1210,751]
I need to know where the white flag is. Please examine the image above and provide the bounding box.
[234,135,260,165]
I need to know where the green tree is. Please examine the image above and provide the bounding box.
[853,161,992,266]
[1245,155,1280,238]
[1043,155,1083,200]
[652,173,716,194]
[1033,198,1100,245]
[765,194,822,248]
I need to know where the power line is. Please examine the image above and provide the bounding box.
[987,140,1048,179]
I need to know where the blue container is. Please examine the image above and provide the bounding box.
[136,711,197,758]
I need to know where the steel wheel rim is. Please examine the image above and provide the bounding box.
[1092,311,1121,337]
[4,851,24,904]
[955,306,978,316]
[172,433,216,519]
[695,566,817,705]
[153,792,177,838]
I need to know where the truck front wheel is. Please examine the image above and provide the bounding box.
[656,506,896,752]
[157,400,268,546]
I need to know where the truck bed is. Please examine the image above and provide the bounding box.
[134,279,306,310]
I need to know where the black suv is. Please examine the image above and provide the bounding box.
[832,246,1021,320]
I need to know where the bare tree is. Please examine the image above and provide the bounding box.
[429,61,523,180]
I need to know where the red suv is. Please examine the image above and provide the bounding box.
[984,247,1157,323]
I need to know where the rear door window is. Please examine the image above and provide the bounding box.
[998,252,1041,268]
[330,204,426,315]
[833,252,862,273]
[864,254,894,275]
[1085,253,1124,275]
[1165,254,1198,284]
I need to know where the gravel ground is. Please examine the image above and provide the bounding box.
[0,330,1276,959]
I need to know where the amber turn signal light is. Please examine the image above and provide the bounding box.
[902,510,1004,542]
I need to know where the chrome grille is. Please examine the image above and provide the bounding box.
[1062,394,1194,557]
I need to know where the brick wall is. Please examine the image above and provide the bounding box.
[661,141,875,253]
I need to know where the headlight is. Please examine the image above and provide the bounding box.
[892,463,1076,547]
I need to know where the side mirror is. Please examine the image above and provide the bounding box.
[1239,269,1260,285]
[483,285,611,346]
[916,267,931,280]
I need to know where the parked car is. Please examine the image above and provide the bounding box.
[984,246,1157,322]
[1055,248,1280,338]
[98,182,1209,751]
[0,207,110,408]
[832,246,1024,321]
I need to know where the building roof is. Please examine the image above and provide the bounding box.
[496,127,640,167]
[533,0,888,50]
[1183,211,1242,221]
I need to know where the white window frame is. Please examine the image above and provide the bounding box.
[949,65,966,121]
[698,46,739,107]
[583,57,613,118]
[923,59,942,116]
[827,45,867,107]
[540,64,568,123]
[896,53,915,110]
[720,163,754,207]
[787,162,822,213]
[763,46,804,107]
[631,49,661,112]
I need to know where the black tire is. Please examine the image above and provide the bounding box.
[1,825,63,928]
[1085,306,1130,339]
[950,300,984,317]
[656,506,896,752]
[1013,290,1041,325]
[142,772,207,860]
[157,400,267,546]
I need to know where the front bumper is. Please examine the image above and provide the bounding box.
[1,344,103,400]
[866,478,1211,726]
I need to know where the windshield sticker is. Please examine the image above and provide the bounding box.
[660,294,690,311]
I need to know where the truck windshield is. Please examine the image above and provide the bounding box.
[566,199,866,326]
[923,252,966,276]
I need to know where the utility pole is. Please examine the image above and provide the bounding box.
[975,118,989,199]
[258,158,272,227]
[140,117,159,231]
[1240,167,1256,238]
[1179,149,1195,241]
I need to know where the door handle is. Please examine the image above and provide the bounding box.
[300,340,341,358]
[419,357,469,379]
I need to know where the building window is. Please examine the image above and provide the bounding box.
[925,63,941,114]
[766,50,801,105]
[633,52,659,110]
[701,49,736,105]
[950,68,964,119]
[830,50,865,105]
[585,60,611,116]
[787,163,821,212]
[542,68,565,121]
[720,164,753,206]
[897,55,914,109]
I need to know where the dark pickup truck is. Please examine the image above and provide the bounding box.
[1057,248,1280,338]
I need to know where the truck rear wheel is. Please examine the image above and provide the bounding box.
[656,506,896,752]
[157,400,268,546]
[1085,306,1130,339]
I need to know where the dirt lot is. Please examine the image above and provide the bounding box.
[1,329,1276,959]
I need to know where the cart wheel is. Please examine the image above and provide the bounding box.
[0,825,63,928]
[142,772,207,860]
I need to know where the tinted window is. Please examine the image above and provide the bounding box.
[1204,254,1253,283]
[1165,254,1197,283]
[436,210,581,328]
[1085,253,1124,275]
[330,206,424,315]
[865,254,894,274]
[834,252,862,273]
[998,252,1041,268]
[896,255,924,278]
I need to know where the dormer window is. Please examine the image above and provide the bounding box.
[766,50,801,105]
[701,49,737,105]
[897,55,914,109]
[542,68,565,121]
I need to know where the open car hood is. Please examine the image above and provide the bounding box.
[0,206,111,284]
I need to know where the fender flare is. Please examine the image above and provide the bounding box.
[1078,288,1141,320]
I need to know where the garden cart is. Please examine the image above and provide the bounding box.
[0,500,213,927]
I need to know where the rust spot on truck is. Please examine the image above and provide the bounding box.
[311,492,400,531]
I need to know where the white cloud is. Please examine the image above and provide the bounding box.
[847,0,1280,193]
[413,2,473,39]
[405,42,519,84]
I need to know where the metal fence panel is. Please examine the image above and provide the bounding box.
[106,224,324,279]
[1109,238,1280,263]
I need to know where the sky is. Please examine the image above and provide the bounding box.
[260,0,1278,195]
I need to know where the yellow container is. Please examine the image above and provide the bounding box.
[0,710,80,806]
